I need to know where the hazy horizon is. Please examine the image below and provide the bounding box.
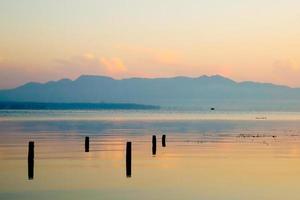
[1,74,299,90]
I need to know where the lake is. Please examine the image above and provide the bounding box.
[1,110,300,199]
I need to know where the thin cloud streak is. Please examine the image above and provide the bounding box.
[0,52,300,89]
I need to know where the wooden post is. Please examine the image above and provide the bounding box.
[28,141,34,180]
[126,141,132,177]
[28,141,34,160]
[162,134,166,147]
[85,137,89,152]
[152,135,156,155]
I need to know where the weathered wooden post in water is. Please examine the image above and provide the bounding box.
[126,141,132,177]
[28,141,34,180]
[152,135,157,155]
[85,137,89,152]
[162,134,166,147]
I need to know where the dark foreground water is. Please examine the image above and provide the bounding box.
[1,110,300,200]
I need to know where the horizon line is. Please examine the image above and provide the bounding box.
[1,74,298,91]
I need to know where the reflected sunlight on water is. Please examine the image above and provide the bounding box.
[1,110,300,199]
[2,110,300,121]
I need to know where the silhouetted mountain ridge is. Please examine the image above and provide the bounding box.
[0,75,299,110]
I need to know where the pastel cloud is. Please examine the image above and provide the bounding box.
[115,45,234,78]
[55,53,128,78]
[116,45,182,66]
[0,61,47,89]
[153,50,182,66]
[271,59,300,86]
[1,51,300,89]
[100,57,127,76]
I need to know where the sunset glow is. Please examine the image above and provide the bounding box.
[1,0,300,88]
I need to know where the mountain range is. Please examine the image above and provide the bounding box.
[0,75,300,110]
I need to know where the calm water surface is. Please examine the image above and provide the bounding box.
[1,110,300,200]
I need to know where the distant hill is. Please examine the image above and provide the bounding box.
[0,75,300,110]
[0,102,159,110]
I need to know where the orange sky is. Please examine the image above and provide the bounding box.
[0,0,300,88]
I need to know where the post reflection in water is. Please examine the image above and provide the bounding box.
[28,159,34,180]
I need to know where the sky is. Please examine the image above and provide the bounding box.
[0,0,300,89]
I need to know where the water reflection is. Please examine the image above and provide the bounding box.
[1,117,300,199]
[28,159,34,180]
